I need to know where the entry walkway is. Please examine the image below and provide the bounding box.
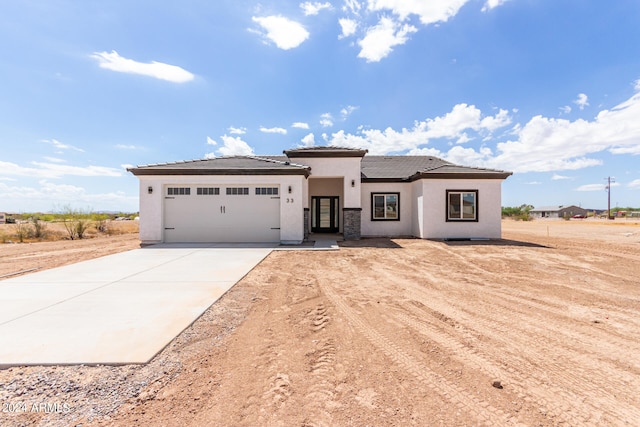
[0,245,273,366]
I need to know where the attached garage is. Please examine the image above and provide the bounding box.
[163,185,281,243]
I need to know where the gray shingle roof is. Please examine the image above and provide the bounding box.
[360,156,511,181]
[127,156,310,176]
[128,148,511,180]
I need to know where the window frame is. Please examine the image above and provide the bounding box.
[255,187,279,196]
[371,192,400,221]
[226,187,249,195]
[196,187,220,195]
[167,187,191,196]
[446,190,479,222]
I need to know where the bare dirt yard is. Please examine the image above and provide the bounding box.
[1,219,639,426]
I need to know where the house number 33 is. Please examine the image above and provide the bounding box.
[286,198,294,203]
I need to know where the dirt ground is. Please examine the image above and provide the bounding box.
[1,219,639,426]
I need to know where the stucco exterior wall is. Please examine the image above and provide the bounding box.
[289,157,361,208]
[136,174,305,244]
[360,182,413,237]
[421,179,503,239]
[411,180,424,238]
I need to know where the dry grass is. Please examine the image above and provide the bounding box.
[0,220,139,243]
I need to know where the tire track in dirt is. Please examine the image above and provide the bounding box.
[398,286,640,425]
[392,308,598,425]
[301,303,336,427]
[383,248,640,379]
[319,282,518,426]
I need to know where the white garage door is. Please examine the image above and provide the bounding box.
[163,185,280,243]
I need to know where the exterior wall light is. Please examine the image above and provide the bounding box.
[148,186,153,194]
[351,179,355,187]
[288,185,292,194]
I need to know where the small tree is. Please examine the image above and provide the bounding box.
[31,217,47,239]
[59,205,93,240]
[15,222,31,243]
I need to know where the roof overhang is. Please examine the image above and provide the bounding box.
[284,147,368,158]
[127,168,311,177]
[408,171,513,181]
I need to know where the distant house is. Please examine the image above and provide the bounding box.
[530,205,588,219]
[0,213,5,224]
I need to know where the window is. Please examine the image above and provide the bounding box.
[167,187,191,195]
[196,187,220,195]
[226,187,249,195]
[447,190,478,221]
[255,187,279,195]
[371,193,400,221]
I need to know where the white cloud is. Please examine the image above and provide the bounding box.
[300,133,316,147]
[0,161,122,179]
[326,103,512,154]
[228,127,247,135]
[609,145,640,155]
[339,18,358,39]
[343,0,362,14]
[260,126,288,134]
[634,79,640,91]
[324,90,640,174]
[41,138,84,152]
[292,122,310,129]
[210,135,255,157]
[559,105,572,114]
[115,144,141,150]
[43,156,66,163]
[628,179,640,189]
[577,183,619,192]
[340,105,358,118]
[252,16,309,50]
[91,50,194,83]
[320,113,334,127]
[206,136,217,146]
[300,1,332,16]
[525,181,542,185]
[482,0,510,13]
[574,93,589,110]
[0,180,137,212]
[552,174,571,180]
[368,0,470,24]
[357,17,417,62]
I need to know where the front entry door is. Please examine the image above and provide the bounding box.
[311,196,339,233]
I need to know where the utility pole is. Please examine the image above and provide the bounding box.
[605,176,615,219]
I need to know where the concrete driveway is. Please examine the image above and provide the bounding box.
[0,244,274,367]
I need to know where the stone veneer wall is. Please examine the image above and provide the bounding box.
[303,208,310,241]
[343,208,361,240]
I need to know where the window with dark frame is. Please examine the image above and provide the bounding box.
[446,190,478,221]
[167,187,191,195]
[371,192,400,221]
[255,187,279,195]
[196,187,220,195]
[226,187,249,195]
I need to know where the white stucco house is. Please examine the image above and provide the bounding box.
[127,147,512,245]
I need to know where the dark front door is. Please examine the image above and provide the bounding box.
[311,196,339,233]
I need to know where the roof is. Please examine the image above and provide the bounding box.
[360,156,512,181]
[284,146,368,158]
[127,156,311,177]
[530,205,584,212]
[128,147,512,180]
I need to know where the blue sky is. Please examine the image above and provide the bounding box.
[1,0,639,213]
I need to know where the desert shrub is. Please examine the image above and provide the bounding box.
[15,222,31,243]
[31,217,47,239]
[95,219,111,235]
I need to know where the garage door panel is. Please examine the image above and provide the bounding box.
[163,186,280,243]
